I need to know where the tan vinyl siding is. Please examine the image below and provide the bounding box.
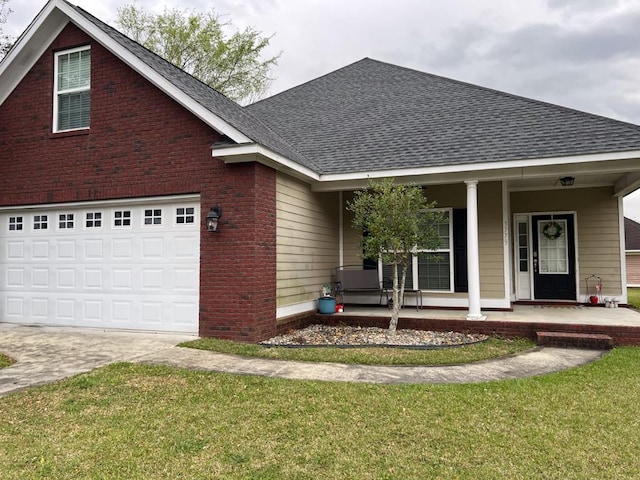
[511,186,623,297]
[626,253,640,286]
[477,182,505,297]
[276,173,339,307]
[342,191,362,267]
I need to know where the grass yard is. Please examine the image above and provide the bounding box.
[0,353,14,368]
[181,336,534,365]
[628,287,640,310]
[1,348,640,479]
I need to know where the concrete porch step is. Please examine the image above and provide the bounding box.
[536,331,614,350]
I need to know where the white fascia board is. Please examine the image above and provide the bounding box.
[0,2,68,105]
[212,143,320,181]
[0,0,251,144]
[317,150,640,184]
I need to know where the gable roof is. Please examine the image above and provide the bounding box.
[626,217,640,251]
[246,58,640,175]
[0,0,316,174]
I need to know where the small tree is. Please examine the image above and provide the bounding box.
[347,178,443,335]
[116,4,280,103]
[0,0,12,59]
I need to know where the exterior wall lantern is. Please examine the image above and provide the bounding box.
[559,176,575,187]
[206,206,222,232]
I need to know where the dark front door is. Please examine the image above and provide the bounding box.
[532,214,576,300]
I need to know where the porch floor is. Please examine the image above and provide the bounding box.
[319,304,640,346]
[336,304,640,327]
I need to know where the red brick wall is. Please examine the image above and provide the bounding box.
[0,24,277,341]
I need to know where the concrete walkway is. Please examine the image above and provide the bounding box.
[0,323,606,396]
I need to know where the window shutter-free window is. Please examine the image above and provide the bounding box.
[54,47,91,132]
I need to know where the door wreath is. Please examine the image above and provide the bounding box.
[542,221,563,240]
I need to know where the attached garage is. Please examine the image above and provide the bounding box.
[0,195,200,333]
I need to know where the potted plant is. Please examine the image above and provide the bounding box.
[318,283,336,314]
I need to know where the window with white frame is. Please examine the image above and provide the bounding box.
[85,212,102,228]
[34,215,48,230]
[176,207,195,224]
[54,46,91,132]
[144,209,162,226]
[381,209,453,291]
[59,213,74,229]
[8,216,23,231]
[114,210,131,227]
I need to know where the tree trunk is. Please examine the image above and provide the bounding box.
[388,262,401,336]
[388,258,409,336]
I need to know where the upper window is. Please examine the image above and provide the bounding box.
[54,46,91,132]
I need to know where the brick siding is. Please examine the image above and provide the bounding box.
[0,24,277,342]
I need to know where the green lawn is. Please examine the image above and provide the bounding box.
[628,287,640,310]
[0,353,14,368]
[1,348,640,479]
[181,336,534,365]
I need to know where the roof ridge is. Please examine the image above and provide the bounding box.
[248,57,372,108]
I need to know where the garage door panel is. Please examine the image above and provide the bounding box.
[0,198,200,333]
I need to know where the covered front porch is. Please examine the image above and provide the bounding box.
[310,304,640,346]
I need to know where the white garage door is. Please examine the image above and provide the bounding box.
[0,196,200,333]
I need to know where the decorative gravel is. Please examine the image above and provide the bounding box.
[261,324,489,349]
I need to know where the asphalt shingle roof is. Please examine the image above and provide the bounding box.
[65,1,316,171]
[246,58,640,175]
[626,217,640,251]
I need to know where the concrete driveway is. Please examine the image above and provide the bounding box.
[0,322,608,395]
[0,323,193,396]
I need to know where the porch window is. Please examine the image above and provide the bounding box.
[54,46,91,132]
[417,209,452,291]
[381,209,453,291]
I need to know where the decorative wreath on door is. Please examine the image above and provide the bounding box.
[542,221,563,240]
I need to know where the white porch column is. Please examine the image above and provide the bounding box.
[465,180,487,320]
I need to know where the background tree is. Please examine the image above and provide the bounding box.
[0,0,12,59]
[116,4,279,103]
[347,178,444,335]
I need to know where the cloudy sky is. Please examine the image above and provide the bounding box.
[5,0,640,219]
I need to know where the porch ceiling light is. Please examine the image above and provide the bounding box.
[559,176,575,187]
[206,206,222,232]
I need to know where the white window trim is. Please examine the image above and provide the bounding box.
[84,211,103,230]
[174,205,197,226]
[378,207,454,293]
[142,208,163,227]
[32,214,49,232]
[53,45,91,133]
[414,207,454,293]
[113,209,133,229]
